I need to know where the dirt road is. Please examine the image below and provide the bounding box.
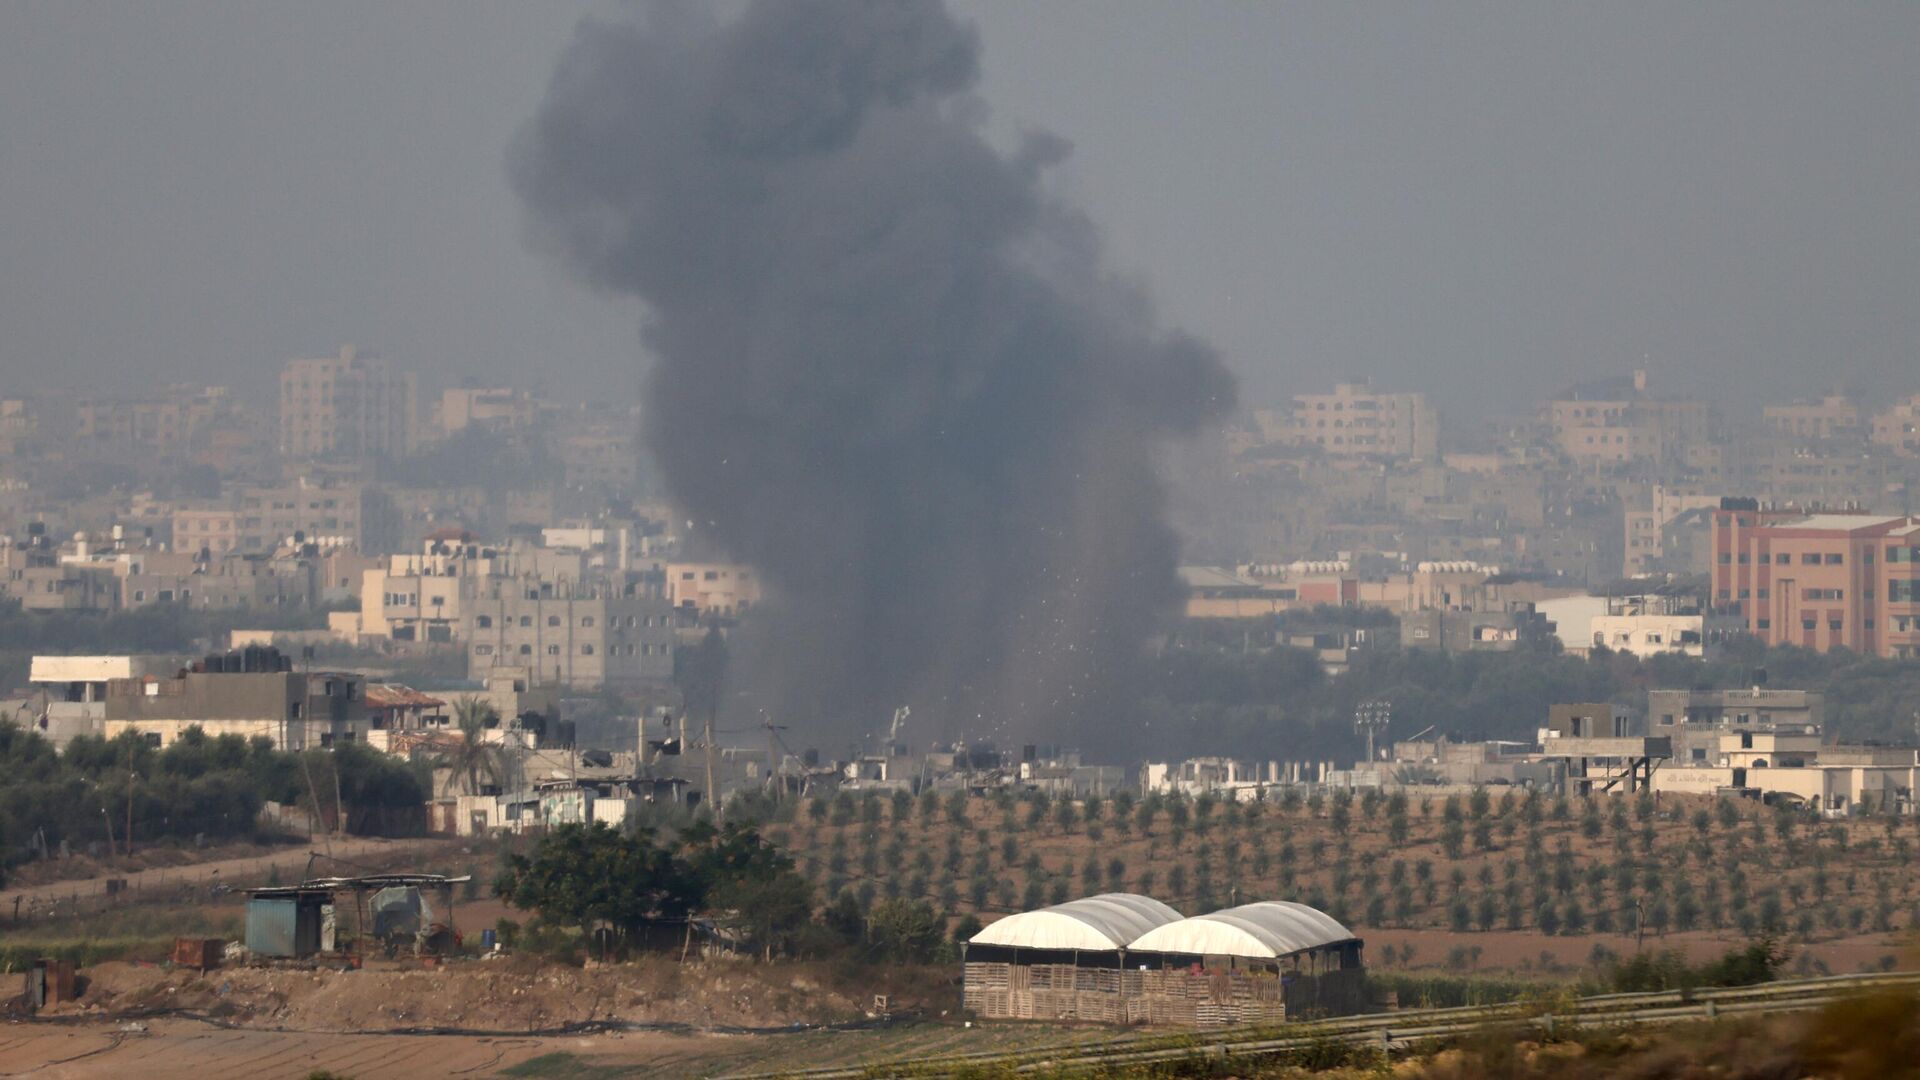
[0,837,459,910]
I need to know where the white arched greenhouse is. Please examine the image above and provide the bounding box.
[962,893,1184,965]
[1126,901,1366,1018]
[963,894,1366,1026]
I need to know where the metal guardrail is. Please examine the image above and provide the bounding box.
[720,970,1920,1079]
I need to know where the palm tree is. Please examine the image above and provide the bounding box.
[441,697,504,796]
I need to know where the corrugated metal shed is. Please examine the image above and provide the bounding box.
[969,893,1183,951]
[1127,901,1355,959]
[244,894,326,957]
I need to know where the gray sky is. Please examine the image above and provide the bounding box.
[2,1,1916,421]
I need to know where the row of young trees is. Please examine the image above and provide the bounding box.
[774,779,1920,946]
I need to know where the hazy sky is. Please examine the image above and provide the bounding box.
[2,2,1915,422]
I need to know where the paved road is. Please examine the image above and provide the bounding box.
[0,836,457,910]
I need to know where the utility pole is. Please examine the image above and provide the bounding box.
[765,717,779,801]
[705,708,719,826]
[300,750,334,859]
[332,751,346,839]
[125,739,136,859]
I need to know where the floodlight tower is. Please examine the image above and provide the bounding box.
[1354,699,1392,765]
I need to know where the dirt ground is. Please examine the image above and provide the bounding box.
[0,1015,1098,1080]
[39,955,948,1033]
[1359,925,1916,978]
[0,837,460,910]
[0,958,1004,1080]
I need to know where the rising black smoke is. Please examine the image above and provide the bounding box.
[513,0,1234,748]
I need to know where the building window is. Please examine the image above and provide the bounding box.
[1717,553,1731,565]
[477,615,492,628]
[1825,553,1843,565]
[547,644,560,655]
[1802,619,1816,631]
[1756,618,1770,630]
[1756,588,1769,600]
[1776,553,1790,564]
[519,645,532,655]
[1801,553,1819,565]
[519,616,532,627]
[581,644,594,655]
[548,615,561,627]
[1737,553,1749,564]
[474,644,493,656]
[581,616,595,627]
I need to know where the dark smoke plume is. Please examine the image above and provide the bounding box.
[513,0,1234,747]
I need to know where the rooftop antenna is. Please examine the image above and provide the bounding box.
[888,705,910,753]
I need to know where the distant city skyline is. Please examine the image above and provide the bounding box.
[3,2,1918,423]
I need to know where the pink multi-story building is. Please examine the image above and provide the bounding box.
[1711,502,1920,659]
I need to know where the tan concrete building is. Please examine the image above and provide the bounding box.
[462,581,675,690]
[1547,371,1710,468]
[1763,394,1860,442]
[1869,393,1920,457]
[100,649,369,750]
[1258,379,1439,461]
[172,506,242,556]
[278,346,418,460]
[666,562,761,617]
[73,385,232,458]
[431,386,540,438]
[1646,687,1823,766]
[235,481,395,552]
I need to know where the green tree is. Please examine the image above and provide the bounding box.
[683,821,816,958]
[868,898,945,963]
[494,822,699,945]
[440,697,505,796]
